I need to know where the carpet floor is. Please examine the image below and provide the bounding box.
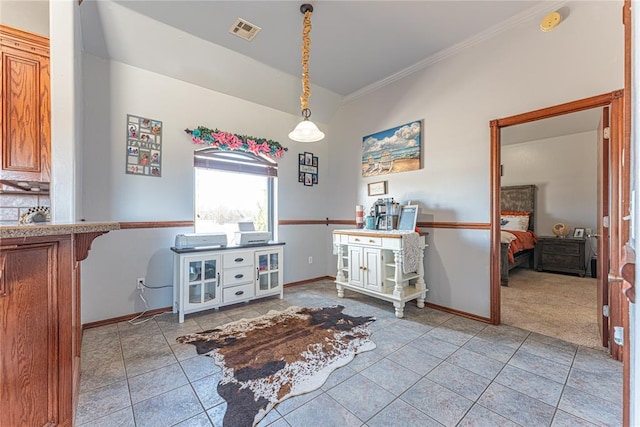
[501,268,602,349]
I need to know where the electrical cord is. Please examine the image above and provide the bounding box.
[128,282,172,325]
[141,282,172,289]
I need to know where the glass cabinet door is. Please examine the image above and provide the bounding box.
[185,256,220,308]
[255,249,282,296]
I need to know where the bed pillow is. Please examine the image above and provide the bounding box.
[501,214,530,231]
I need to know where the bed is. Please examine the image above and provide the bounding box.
[500,185,537,286]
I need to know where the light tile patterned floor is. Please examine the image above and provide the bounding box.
[76,280,623,427]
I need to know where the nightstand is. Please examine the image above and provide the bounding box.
[535,236,586,277]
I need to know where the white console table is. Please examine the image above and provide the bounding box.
[333,229,427,318]
[171,243,284,322]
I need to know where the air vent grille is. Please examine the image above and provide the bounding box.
[229,18,262,41]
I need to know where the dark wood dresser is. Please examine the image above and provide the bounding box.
[535,236,587,277]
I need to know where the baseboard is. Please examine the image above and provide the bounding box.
[82,306,173,330]
[285,276,334,287]
[424,302,491,324]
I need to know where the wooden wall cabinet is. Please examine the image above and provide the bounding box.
[0,25,51,182]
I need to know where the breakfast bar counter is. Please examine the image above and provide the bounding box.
[0,221,118,426]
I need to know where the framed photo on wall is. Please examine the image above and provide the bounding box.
[367,181,387,196]
[362,120,422,177]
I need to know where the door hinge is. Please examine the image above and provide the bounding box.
[603,216,610,228]
[603,127,611,139]
[613,326,624,346]
[603,305,610,317]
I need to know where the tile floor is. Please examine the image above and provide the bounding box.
[76,280,623,427]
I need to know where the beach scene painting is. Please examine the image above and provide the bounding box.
[362,121,422,177]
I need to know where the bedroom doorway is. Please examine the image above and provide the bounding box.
[489,91,625,357]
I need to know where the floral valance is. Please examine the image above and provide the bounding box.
[185,126,288,159]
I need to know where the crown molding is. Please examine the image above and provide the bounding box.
[343,1,566,104]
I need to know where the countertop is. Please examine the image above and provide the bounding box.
[0,221,120,239]
[170,241,285,254]
[333,228,429,238]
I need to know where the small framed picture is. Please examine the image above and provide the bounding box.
[305,152,313,166]
[398,205,419,231]
[367,181,387,196]
[304,173,313,186]
[299,153,305,165]
[573,228,585,238]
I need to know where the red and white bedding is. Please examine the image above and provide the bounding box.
[501,230,537,263]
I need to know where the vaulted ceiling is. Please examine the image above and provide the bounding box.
[80,0,556,121]
[78,1,601,139]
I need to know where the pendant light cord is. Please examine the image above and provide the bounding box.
[300,10,312,112]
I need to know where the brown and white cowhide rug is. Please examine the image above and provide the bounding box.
[176,305,375,426]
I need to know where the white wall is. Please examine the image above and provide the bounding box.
[326,0,623,318]
[50,0,81,222]
[0,1,49,36]
[80,54,330,322]
[501,131,598,235]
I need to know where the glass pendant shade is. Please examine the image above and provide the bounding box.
[288,118,325,142]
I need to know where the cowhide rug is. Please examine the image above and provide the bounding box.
[176,305,375,426]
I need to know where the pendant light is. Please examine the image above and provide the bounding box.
[289,4,325,142]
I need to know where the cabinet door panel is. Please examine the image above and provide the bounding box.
[364,248,381,291]
[0,244,58,426]
[348,247,363,287]
[1,45,50,181]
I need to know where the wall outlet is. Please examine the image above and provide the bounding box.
[137,277,145,290]
[308,256,313,264]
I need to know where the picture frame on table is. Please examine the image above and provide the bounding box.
[367,181,387,196]
[573,227,585,238]
[397,205,419,231]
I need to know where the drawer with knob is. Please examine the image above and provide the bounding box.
[223,266,254,287]
[348,235,382,246]
[223,283,255,304]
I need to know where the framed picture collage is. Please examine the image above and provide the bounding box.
[126,114,162,177]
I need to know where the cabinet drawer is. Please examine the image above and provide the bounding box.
[542,242,579,255]
[348,235,382,246]
[223,266,254,286]
[223,252,253,268]
[223,283,254,304]
[541,253,582,268]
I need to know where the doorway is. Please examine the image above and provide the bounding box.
[499,108,602,347]
[489,91,624,355]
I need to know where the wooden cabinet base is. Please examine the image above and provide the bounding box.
[0,231,109,426]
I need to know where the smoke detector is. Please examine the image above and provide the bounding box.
[229,18,262,41]
[540,11,563,32]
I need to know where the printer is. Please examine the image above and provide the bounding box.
[174,233,227,249]
[234,221,272,245]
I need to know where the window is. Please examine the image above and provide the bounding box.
[194,149,277,244]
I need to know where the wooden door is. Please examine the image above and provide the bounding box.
[597,106,610,347]
[607,93,627,362]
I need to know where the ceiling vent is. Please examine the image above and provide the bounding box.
[229,18,262,41]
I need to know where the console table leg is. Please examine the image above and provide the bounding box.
[393,302,405,318]
[336,283,344,298]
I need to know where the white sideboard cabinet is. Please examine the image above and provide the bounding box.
[172,243,284,322]
[333,229,427,318]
